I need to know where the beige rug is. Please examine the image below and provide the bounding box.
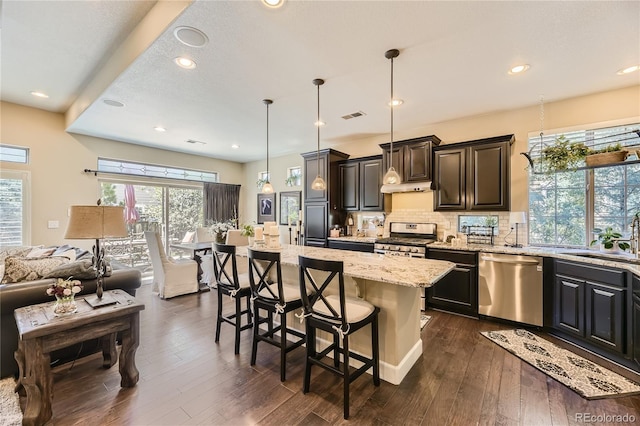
[0,377,22,426]
[482,329,640,399]
[420,314,431,330]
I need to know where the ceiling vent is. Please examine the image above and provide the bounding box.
[185,139,206,145]
[341,111,366,120]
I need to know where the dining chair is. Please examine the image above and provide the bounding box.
[144,231,198,299]
[225,229,249,246]
[247,248,305,381]
[212,243,253,354]
[298,255,380,419]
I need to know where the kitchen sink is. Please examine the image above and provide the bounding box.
[561,251,640,265]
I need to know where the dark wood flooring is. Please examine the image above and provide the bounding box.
[30,282,640,425]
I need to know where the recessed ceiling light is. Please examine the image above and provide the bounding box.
[508,64,530,75]
[263,0,284,8]
[173,26,208,48]
[315,120,326,127]
[231,144,239,149]
[30,91,49,98]
[103,99,125,107]
[174,57,196,69]
[388,99,404,107]
[617,65,640,75]
[154,126,166,132]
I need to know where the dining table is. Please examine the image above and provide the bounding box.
[170,241,214,290]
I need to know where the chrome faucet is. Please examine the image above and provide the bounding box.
[631,213,640,257]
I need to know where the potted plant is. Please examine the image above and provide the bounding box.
[240,223,255,245]
[285,171,301,187]
[256,177,269,191]
[541,135,590,172]
[585,143,628,167]
[590,226,630,252]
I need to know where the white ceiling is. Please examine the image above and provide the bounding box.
[2,0,639,163]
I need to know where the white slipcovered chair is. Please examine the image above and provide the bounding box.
[225,229,249,246]
[144,231,198,299]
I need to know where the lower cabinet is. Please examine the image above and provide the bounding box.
[553,260,627,356]
[426,249,478,317]
[327,240,374,253]
[633,275,640,367]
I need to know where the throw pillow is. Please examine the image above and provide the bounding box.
[44,259,98,280]
[27,247,56,258]
[2,256,70,283]
[51,249,77,262]
[53,244,89,260]
[0,246,41,263]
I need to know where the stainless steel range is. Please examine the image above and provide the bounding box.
[374,222,437,257]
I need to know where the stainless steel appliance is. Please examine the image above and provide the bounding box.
[374,222,437,257]
[478,253,543,326]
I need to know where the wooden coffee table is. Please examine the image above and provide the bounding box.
[13,290,145,426]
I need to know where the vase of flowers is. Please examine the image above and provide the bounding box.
[209,220,235,244]
[47,278,83,316]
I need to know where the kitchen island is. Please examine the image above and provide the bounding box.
[235,244,454,385]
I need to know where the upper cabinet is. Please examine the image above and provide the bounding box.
[433,134,513,211]
[380,135,441,183]
[338,155,384,211]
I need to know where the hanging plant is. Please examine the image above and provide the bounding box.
[285,171,301,187]
[541,135,589,172]
[256,177,269,190]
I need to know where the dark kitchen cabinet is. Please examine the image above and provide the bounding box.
[338,156,384,212]
[380,135,441,183]
[302,149,349,247]
[634,283,640,367]
[553,260,627,356]
[327,240,374,253]
[433,134,513,211]
[426,248,478,317]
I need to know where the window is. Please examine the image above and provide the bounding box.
[286,166,302,187]
[0,144,29,164]
[97,158,218,183]
[528,122,640,247]
[0,170,31,247]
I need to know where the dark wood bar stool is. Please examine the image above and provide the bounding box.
[212,243,253,354]
[297,255,380,419]
[247,248,306,381]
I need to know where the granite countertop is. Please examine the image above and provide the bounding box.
[236,245,455,288]
[327,236,377,244]
[427,242,640,275]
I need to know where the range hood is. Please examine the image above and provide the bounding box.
[380,181,432,193]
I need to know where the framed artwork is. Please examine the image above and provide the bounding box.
[280,191,301,225]
[257,193,276,224]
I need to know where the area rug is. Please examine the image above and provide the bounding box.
[481,329,640,399]
[0,377,22,426]
[420,314,431,330]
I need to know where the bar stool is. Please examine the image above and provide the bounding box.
[247,248,306,381]
[297,255,380,419]
[212,243,253,354]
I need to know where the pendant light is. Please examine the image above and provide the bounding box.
[262,99,274,194]
[311,78,326,191]
[382,48,401,186]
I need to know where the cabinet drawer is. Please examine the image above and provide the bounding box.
[427,248,477,266]
[555,260,626,287]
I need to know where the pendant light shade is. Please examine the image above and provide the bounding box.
[262,99,274,194]
[382,48,401,188]
[311,78,326,191]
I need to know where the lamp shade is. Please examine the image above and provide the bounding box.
[64,205,128,239]
[509,211,527,225]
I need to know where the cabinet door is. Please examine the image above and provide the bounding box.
[468,141,510,211]
[360,158,384,211]
[427,266,478,316]
[586,282,625,353]
[554,275,585,336]
[634,295,640,366]
[382,145,404,181]
[304,203,327,244]
[339,163,359,210]
[405,141,431,182]
[433,148,466,210]
[304,155,327,202]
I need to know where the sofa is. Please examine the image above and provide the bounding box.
[0,245,142,378]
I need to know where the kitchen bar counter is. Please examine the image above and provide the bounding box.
[327,236,377,244]
[234,244,455,385]
[427,242,640,275]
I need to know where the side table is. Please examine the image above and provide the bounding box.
[13,290,145,426]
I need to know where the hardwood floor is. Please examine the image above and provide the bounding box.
[30,282,640,425]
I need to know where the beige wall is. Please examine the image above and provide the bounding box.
[2,85,639,247]
[1,101,244,248]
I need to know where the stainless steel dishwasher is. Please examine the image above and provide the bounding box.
[478,253,543,326]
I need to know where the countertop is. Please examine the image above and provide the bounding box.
[327,236,377,244]
[427,242,640,275]
[236,244,454,288]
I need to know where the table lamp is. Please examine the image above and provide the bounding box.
[509,211,527,248]
[64,203,128,307]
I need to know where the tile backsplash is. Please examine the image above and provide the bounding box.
[385,210,527,247]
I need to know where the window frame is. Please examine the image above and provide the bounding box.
[0,169,31,246]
